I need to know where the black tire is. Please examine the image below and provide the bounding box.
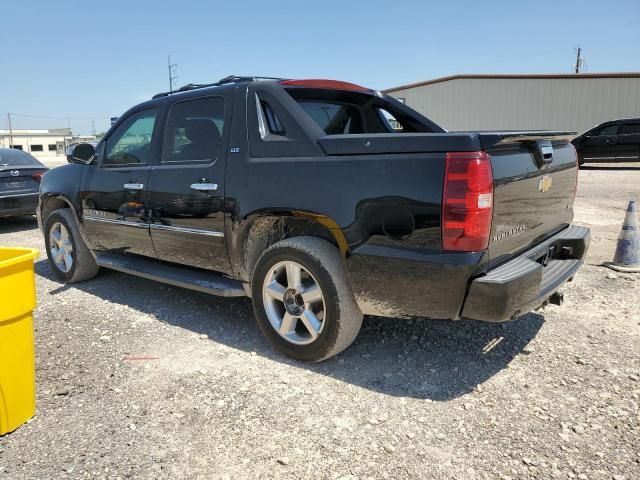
[251,237,363,362]
[44,208,99,283]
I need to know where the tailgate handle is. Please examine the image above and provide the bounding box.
[540,144,553,160]
[527,140,554,169]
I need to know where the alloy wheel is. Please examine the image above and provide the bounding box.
[49,222,74,273]
[262,260,325,345]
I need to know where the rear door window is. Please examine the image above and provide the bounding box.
[163,96,226,163]
[621,123,640,135]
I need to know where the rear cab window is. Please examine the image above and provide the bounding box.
[284,87,434,135]
[296,102,363,134]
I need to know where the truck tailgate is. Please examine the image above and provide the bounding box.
[479,132,578,266]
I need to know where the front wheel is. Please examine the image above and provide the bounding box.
[251,237,363,362]
[44,208,99,283]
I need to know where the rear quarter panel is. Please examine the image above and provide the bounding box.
[225,151,467,318]
[226,152,446,250]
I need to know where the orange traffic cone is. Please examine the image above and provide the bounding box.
[605,200,640,273]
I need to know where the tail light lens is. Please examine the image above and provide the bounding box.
[31,171,45,182]
[442,151,493,251]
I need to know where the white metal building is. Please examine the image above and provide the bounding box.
[0,128,72,159]
[383,73,640,134]
[0,129,97,167]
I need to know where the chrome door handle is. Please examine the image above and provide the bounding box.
[123,183,144,190]
[190,183,218,192]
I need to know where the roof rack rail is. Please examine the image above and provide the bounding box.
[152,75,283,99]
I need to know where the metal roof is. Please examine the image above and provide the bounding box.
[383,72,640,93]
[0,128,72,136]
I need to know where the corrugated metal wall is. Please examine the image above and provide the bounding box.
[387,77,640,134]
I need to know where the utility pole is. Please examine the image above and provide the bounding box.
[168,55,178,93]
[574,46,583,74]
[7,113,14,148]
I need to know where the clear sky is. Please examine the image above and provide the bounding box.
[1,0,639,135]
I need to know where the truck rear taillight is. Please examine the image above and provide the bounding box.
[442,151,493,251]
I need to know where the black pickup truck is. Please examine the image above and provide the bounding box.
[37,76,590,362]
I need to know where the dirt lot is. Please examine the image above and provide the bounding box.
[1,164,639,480]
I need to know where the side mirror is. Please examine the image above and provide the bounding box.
[69,143,96,164]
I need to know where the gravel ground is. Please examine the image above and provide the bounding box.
[1,164,639,480]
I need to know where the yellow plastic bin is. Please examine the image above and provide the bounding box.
[0,247,39,436]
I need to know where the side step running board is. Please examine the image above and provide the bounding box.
[95,252,246,297]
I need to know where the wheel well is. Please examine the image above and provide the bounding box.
[41,196,73,223]
[40,195,97,257]
[242,215,346,281]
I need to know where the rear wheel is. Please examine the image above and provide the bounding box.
[251,237,363,362]
[44,208,99,283]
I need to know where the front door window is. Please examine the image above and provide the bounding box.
[104,110,157,166]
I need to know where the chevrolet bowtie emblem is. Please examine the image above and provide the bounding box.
[538,175,553,193]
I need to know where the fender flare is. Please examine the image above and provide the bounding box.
[289,211,349,256]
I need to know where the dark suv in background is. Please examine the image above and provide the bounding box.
[572,118,640,165]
